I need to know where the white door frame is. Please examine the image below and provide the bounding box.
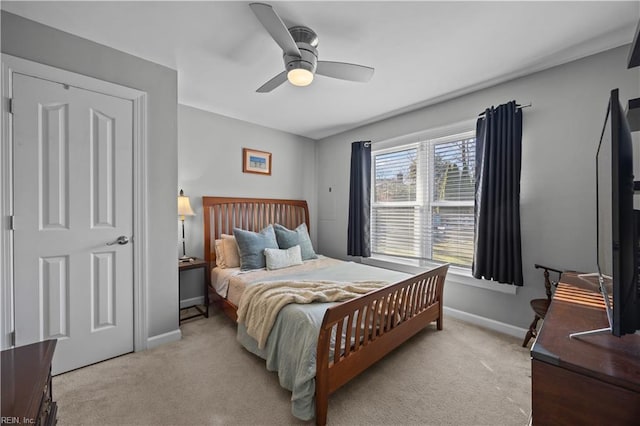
[0,54,149,352]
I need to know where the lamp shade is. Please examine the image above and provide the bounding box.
[178,189,195,218]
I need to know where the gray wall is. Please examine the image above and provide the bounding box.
[1,11,180,339]
[177,104,316,301]
[316,45,640,329]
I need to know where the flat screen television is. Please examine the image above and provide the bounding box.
[589,88,640,338]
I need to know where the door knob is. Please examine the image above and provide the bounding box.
[106,235,129,246]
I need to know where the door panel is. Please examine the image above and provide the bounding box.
[13,73,134,374]
[40,103,69,230]
[40,255,69,339]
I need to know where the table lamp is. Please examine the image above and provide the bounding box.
[178,189,195,261]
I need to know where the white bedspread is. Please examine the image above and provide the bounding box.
[211,256,345,305]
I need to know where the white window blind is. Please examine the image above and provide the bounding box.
[371,132,476,268]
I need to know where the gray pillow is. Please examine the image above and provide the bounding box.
[273,223,318,260]
[233,225,279,271]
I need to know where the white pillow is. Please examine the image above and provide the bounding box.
[214,239,226,267]
[264,245,303,270]
[221,234,241,268]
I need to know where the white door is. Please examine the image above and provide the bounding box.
[12,72,134,374]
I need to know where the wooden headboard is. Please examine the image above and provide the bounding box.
[202,196,310,264]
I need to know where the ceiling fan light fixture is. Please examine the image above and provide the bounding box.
[250,3,374,92]
[287,67,314,87]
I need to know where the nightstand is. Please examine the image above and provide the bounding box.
[178,258,210,323]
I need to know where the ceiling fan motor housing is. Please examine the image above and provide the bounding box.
[250,3,374,92]
[284,26,318,74]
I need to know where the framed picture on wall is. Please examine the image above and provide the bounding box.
[242,148,272,175]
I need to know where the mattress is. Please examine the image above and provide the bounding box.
[210,266,239,299]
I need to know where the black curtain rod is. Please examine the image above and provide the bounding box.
[478,102,532,117]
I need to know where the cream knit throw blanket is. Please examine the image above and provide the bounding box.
[237,280,389,349]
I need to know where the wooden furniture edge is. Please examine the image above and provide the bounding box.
[531,278,640,424]
[1,339,57,423]
[209,289,239,322]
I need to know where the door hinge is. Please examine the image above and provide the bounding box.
[7,97,13,114]
[9,215,14,230]
[10,331,15,346]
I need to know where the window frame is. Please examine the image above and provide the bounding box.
[370,129,477,269]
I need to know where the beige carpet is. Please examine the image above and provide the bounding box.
[53,309,531,425]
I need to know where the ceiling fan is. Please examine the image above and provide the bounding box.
[249,2,375,92]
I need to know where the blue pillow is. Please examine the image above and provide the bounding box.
[273,223,318,260]
[233,225,279,271]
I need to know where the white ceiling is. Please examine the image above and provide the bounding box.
[3,1,639,139]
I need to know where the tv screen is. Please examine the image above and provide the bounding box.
[596,88,640,337]
[596,101,613,280]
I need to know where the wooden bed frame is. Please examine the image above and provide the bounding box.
[203,196,448,425]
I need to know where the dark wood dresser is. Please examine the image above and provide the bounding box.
[531,273,640,425]
[1,340,57,425]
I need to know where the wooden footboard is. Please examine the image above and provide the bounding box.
[315,264,449,425]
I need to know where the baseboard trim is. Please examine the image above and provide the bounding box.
[180,296,204,309]
[146,329,182,350]
[443,307,528,339]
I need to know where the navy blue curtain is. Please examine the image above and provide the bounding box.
[347,141,372,257]
[473,101,523,285]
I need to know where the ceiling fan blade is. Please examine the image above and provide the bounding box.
[316,61,375,82]
[256,71,288,93]
[249,3,301,58]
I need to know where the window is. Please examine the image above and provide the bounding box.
[371,131,476,268]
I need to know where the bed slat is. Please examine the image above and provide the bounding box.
[315,264,448,425]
